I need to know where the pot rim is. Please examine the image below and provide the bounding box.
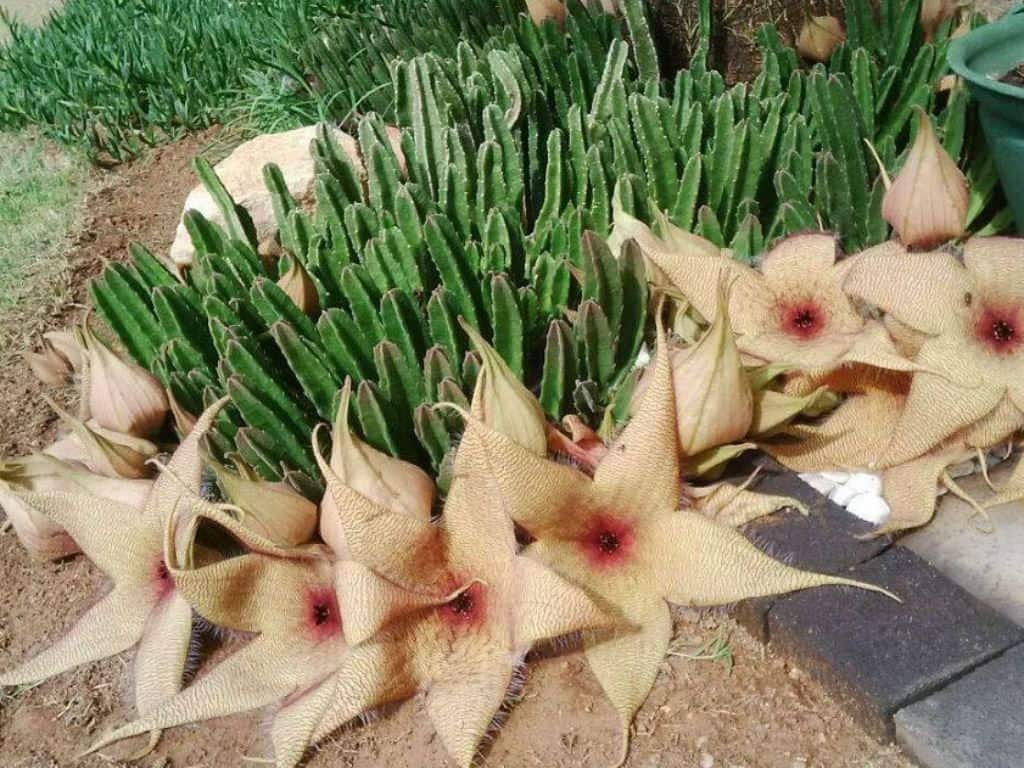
[948,6,1024,101]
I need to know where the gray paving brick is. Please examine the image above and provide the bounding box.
[895,645,1024,768]
[766,547,1024,739]
[733,467,891,640]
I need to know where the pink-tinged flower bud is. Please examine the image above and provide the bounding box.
[276,257,321,316]
[882,108,968,249]
[463,321,547,457]
[319,381,435,557]
[797,16,845,62]
[78,320,168,436]
[527,0,566,28]
[210,458,319,547]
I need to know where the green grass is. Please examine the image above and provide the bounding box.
[0,130,87,323]
[0,0,367,162]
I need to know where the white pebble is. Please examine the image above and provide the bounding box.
[699,754,715,768]
[845,472,883,496]
[846,493,891,525]
[798,473,836,496]
[829,483,860,507]
[819,470,851,484]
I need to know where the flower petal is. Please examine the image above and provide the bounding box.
[843,248,970,335]
[425,661,514,768]
[760,233,839,282]
[963,237,1024,303]
[636,230,769,335]
[881,338,1004,466]
[335,560,444,646]
[133,592,194,719]
[769,388,905,471]
[459,417,591,537]
[318,447,439,585]
[514,555,614,647]
[594,317,681,516]
[690,483,806,527]
[307,638,417,749]
[0,587,149,686]
[647,512,896,605]
[16,491,150,581]
[143,397,229,523]
[876,446,972,534]
[88,636,333,757]
[584,597,672,761]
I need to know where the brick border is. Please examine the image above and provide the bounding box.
[734,464,1024,766]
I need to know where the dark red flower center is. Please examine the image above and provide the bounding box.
[975,305,1022,356]
[579,515,635,571]
[780,302,826,340]
[152,558,174,601]
[439,581,485,630]
[304,587,342,641]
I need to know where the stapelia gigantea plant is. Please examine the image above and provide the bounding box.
[90,0,1007,495]
[92,45,651,493]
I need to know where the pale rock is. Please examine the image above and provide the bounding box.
[846,493,891,525]
[798,473,837,497]
[828,483,860,507]
[168,124,357,272]
[819,470,851,484]
[845,472,883,496]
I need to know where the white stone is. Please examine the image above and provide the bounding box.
[167,123,402,273]
[846,493,891,525]
[798,473,836,496]
[818,470,851,484]
[845,472,883,496]
[828,483,860,507]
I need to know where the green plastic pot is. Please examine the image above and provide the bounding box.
[949,6,1024,233]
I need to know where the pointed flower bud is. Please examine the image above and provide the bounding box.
[882,108,968,249]
[77,319,168,437]
[318,380,435,556]
[210,457,318,547]
[45,396,158,479]
[797,16,846,62]
[462,320,547,456]
[277,256,320,316]
[527,0,566,28]
[26,343,75,386]
[921,0,957,41]
[168,389,198,436]
[0,453,153,560]
[667,288,754,455]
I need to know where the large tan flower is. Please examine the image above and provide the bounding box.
[307,421,612,768]
[624,217,917,384]
[844,237,1024,466]
[85,506,345,763]
[0,399,228,757]
[464,317,895,762]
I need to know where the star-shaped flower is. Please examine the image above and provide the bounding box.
[844,237,1024,466]
[0,399,229,757]
[86,505,347,765]
[462,317,896,761]
[308,423,614,768]
[625,217,917,384]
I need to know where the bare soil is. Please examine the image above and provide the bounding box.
[0,129,217,459]
[0,508,912,768]
[0,131,915,767]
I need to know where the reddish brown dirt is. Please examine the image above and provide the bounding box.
[0,130,912,768]
[1,508,912,768]
[0,129,218,459]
